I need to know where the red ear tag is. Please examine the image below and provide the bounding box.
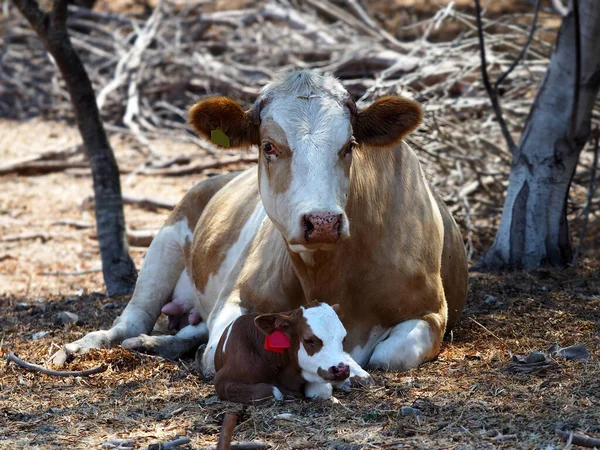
[264,329,290,353]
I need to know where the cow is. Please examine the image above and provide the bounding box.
[214,302,364,403]
[52,70,468,383]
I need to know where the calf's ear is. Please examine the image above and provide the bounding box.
[255,313,293,336]
[352,96,422,148]
[189,96,260,149]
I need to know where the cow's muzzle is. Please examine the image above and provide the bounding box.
[302,213,343,244]
[318,363,350,382]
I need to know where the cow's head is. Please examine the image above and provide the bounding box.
[189,70,422,253]
[254,302,352,383]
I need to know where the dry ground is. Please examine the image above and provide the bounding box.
[1,0,600,448]
[1,119,599,449]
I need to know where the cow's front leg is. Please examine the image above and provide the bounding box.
[121,322,208,360]
[51,219,192,366]
[367,314,444,370]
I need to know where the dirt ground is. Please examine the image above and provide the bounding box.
[1,0,600,448]
[1,118,599,449]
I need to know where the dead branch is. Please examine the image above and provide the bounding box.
[6,351,107,376]
[122,195,176,211]
[556,429,600,448]
[1,232,51,243]
[474,0,518,154]
[146,436,191,450]
[217,412,238,450]
[41,269,102,276]
[139,155,257,176]
[199,443,267,450]
[127,229,159,247]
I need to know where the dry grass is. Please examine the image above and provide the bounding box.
[1,0,600,448]
[1,264,599,449]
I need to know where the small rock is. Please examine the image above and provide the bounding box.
[31,331,49,340]
[55,311,79,325]
[401,406,422,416]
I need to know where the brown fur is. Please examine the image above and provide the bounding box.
[213,312,306,404]
[351,96,423,148]
[188,97,260,148]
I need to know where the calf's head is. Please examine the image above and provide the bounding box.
[189,70,422,252]
[254,302,351,383]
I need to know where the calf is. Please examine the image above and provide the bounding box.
[213,303,363,403]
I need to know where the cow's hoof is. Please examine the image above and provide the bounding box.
[50,330,111,367]
[121,334,157,354]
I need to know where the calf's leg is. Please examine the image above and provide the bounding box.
[215,380,284,404]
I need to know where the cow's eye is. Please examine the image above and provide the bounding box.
[342,141,355,158]
[261,142,278,157]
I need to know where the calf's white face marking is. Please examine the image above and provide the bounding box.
[297,304,351,383]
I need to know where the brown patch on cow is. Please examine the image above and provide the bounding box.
[164,172,240,229]
[352,96,422,148]
[237,220,305,314]
[295,314,323,356]
[189,97,259,148]
[258,120,292,195]
[190,170,260,295]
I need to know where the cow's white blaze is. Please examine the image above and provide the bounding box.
[297,304,350,383]
[257,71,353,251]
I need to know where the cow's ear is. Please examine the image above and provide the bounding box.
[189,96,260,149]
[352,96,422,148]
[254,313,293,335]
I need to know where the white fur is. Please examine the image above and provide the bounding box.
[222,323,233,353]
[367,319,434,370]
[304,382,333,400]
[272,387,284,400]
[297,304,348,383]
[349,325,390,367]
[257,71,353,247]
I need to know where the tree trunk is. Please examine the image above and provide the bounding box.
[14,0,137,295]
[476,0,600,270]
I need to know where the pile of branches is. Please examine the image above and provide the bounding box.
[1,0,599,259]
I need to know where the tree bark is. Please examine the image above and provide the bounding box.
[13,0,137,295]
[476,0,600,270]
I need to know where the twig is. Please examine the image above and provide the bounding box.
[1,232,51,243]
[127,229,159,247]
[40,269,102,276]
[494,0,540,88]
[217,412,238,450]
[138,155,257,176]
[199,443,267,450]
[146,436,191,450]
[467,317,511,353]
[6,351,107,376]
[556,429,600,448]
[574,129,599,264]
[122,195,176,211]
[474,0,517,155]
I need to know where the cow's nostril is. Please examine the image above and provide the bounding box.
[302,213,343,243]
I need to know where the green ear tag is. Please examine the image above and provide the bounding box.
[211,128,230,148]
